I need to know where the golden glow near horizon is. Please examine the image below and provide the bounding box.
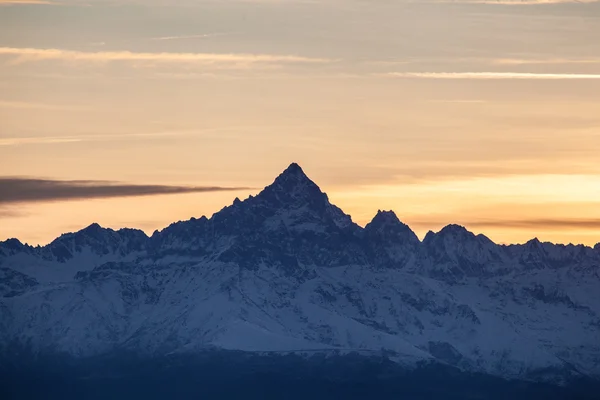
[1,0,600,246]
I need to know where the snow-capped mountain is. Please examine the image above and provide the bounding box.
[1,163,599,383]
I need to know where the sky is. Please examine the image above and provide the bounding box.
[1,0,600,246]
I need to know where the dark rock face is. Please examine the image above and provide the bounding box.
[0,238,33,258]
[364,210,420,269]
[507,239,600,271]
[43,224,148,262]
[421,224,511,281]
[152,163,367,270]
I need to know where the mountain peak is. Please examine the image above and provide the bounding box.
[424,224,495,248]
[271,162,312,188]
[423,224,470,244]
[70,223,109,241]
[439,224,470,235]
[364,210,420,263]
[284,162,304,175]
[439,224,495,245]
[82,222,103,232]
[365,210,416,237]
[372,210,401,225]
[256,163,326,207]
[1,238,23,247]
[0,238,26,252]
[0,238,32,257]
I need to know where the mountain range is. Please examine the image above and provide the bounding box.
[1,163,599,388]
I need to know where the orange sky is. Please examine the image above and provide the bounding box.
[1,0,600,246]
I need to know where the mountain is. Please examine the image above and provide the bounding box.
[150,163,365,270]
[1,163,599,389]
[421,224,511,281]
[364,210,420,270]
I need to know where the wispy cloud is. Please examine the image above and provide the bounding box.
[367,57,600,69]
[382,72,600,80]
[0,137,85,146]
[0,207,23,218]
[0,0,56,4]
[0,130,202,147]
[428,0,599,4]
[0,47,332,67]
[0,127,284,147]
[0,177,252,204]
[427,99,487,104]
[0,125,322,147]
[0,100,89,111]
[150,33,234,41]
[493,58,600,65]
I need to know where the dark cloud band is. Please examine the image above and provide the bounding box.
[0,177,251,204]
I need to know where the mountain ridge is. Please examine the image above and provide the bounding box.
[1,163,599,384]
[3,161,598,250]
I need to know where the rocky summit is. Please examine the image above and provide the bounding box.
[1,163,600,385]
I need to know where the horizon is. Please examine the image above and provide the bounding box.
[2,1,600,246]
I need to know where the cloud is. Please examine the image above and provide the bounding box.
[0,0,55,4]
[0,178,252,204]
[493,58,600,66]
[0,137,85,146]
[150,33,234,41]
[0,208,23,217]
[460,219,600,230]
[0,126,302,147]
[0,100,89,111]
[0,47,332,67]
[427,99,487,104]
[382,72,600,80]
[405,217,600,234]
[427,0,599,3]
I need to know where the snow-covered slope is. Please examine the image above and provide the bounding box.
[1,163,599,382]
